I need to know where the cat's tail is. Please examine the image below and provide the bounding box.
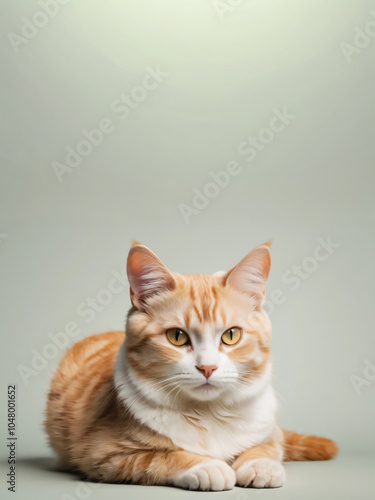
[282,430,338,461]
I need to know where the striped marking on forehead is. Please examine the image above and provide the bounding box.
[186,275,225,326]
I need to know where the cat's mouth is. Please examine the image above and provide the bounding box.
[195,382,217,390]
[185,381,223,400]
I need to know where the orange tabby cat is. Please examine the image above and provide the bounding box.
[45,241,338,490]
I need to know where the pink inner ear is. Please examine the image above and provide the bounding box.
[127,245,175,308]
[225,245,271,303]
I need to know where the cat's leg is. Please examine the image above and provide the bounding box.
[232,440,285,488]
[74,435,235,491]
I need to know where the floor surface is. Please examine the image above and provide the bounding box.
[2,454,374,500]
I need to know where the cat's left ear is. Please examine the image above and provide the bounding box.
[127,242,176,309]
[224,240,272,305]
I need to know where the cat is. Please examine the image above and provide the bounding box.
[45,240,338,490]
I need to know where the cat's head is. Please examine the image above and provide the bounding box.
[124,241,272,406]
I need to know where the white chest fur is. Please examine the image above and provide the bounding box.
[140,388,277,461]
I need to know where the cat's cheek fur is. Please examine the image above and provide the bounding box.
[235,458,286,488]
[171,459,236,491]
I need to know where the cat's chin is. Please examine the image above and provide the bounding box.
[187,382,223,401]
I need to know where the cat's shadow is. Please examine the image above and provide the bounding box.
[7,457,156,487]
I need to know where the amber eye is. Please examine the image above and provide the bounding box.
[166,328,190,346]
[221,327,242,345]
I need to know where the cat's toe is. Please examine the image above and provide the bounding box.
[172,459,236,491]
[235,458,285,488]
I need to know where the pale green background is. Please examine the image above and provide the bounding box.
[1,0,374,499]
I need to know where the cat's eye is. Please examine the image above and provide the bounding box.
[166,328,190,346]
[221,327,242,346]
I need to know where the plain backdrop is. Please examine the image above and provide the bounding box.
[1,0,374,484]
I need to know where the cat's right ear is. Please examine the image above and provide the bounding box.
[127,242,176,309]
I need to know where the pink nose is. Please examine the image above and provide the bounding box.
[196,365,218,379]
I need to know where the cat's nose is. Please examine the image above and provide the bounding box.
[196,365,218,379]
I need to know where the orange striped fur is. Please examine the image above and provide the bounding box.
[283,430,338,461]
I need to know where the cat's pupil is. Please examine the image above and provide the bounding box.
[229,329,233,340]
[175,329,180,341]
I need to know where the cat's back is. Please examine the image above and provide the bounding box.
[45,331,124,463]
[52,330,124,382]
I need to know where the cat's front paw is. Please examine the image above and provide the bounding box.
[235,458,285,488]
[172,459,236,491]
